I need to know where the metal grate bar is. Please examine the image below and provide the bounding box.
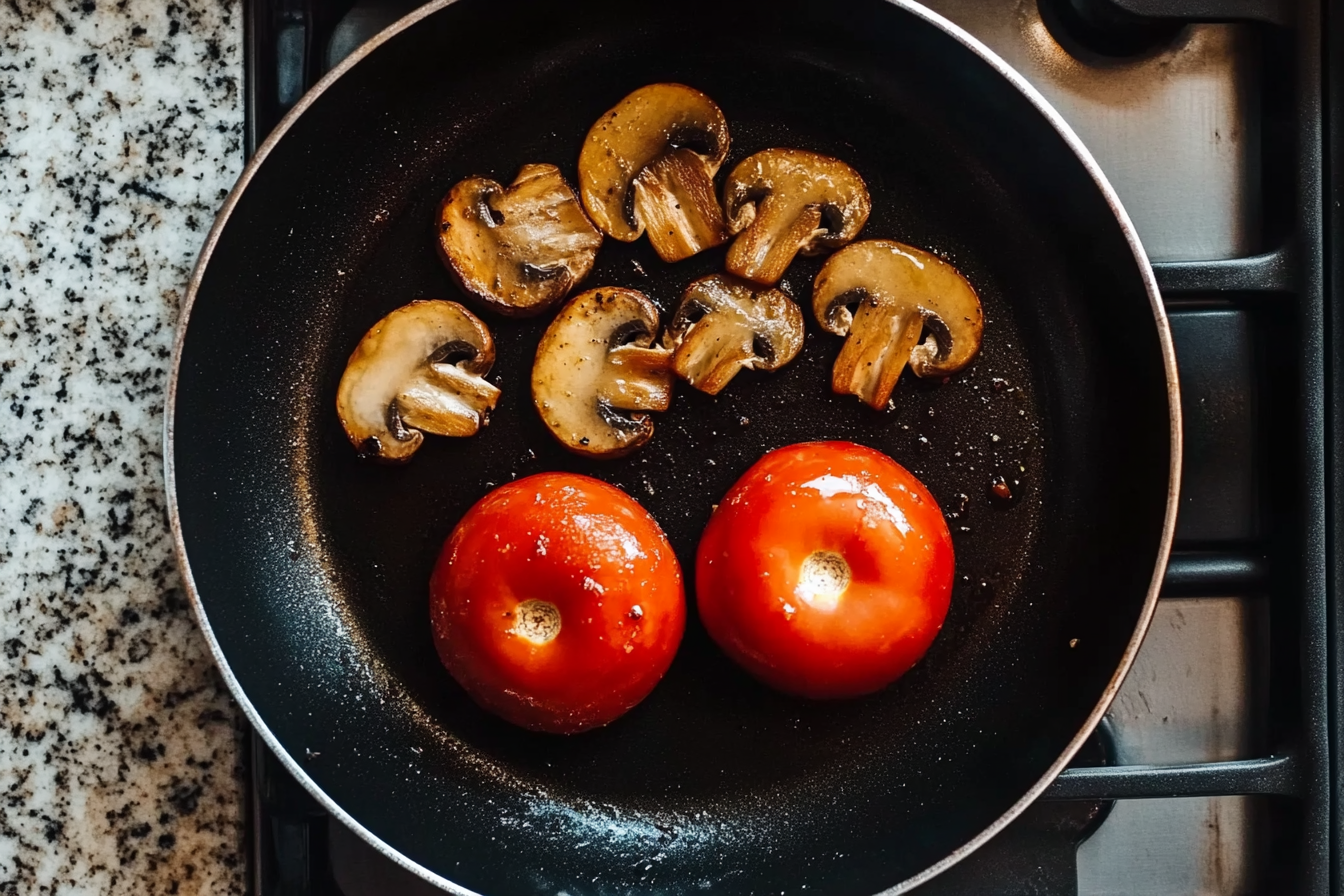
[1046,753,1299,800]
[1160,550,1270,596]
[1104,0,1291,26]
[1154,245,1296,295]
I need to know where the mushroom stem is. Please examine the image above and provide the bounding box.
[672,324,758,396]
[600,346,674,411]
[727,205,823,287]
[397,363,502,437]
[832,301,924,410]
[632,148,728,263]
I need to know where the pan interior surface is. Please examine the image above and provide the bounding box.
[171,0,1173,893]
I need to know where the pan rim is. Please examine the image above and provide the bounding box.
[163,1,1182,892]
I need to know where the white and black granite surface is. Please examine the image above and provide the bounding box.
[0,0,246,892]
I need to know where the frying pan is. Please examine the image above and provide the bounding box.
[166,0,1181,892]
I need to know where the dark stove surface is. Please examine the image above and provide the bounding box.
[238,0,1336,893]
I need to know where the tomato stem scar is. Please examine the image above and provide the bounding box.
[510,599,562,644]
[795,551,851,612]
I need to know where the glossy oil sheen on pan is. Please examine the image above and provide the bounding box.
[165,0,1180,893]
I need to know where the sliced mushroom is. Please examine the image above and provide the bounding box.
[812,239,984,409]
[578,83,730,262]
[437,163,602,317]
[723,148,871,285]
[664,273,805,395]
[337,300,501,462]
[531,287,674,458]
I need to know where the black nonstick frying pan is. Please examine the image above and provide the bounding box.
[166,0,1181,892]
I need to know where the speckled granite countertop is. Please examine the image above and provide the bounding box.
[0,1,246,892]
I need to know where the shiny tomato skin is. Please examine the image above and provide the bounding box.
[696,441,954,699]
[430,473,684,734]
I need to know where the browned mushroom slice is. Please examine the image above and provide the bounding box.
[437,163,602,317]
[723,148,871,285]
[531,287,674,458]
[812,240,984,409]
[578,83,730,262]
[336,300,501,462]
[664,273,805,395]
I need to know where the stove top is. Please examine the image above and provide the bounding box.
[238,0,1337,892]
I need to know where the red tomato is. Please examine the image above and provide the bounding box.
[696,441,954,699]
[430,473,685,733]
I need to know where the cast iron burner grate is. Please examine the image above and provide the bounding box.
[236,0,1338,892]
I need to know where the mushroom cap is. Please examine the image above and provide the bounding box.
[336,300,501,462]
[437,163,602,317]
[723,148,871,285]
[813,239,984,409]
[665,273,805,395]
[531,287,674,458]
[578,83,730,243]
